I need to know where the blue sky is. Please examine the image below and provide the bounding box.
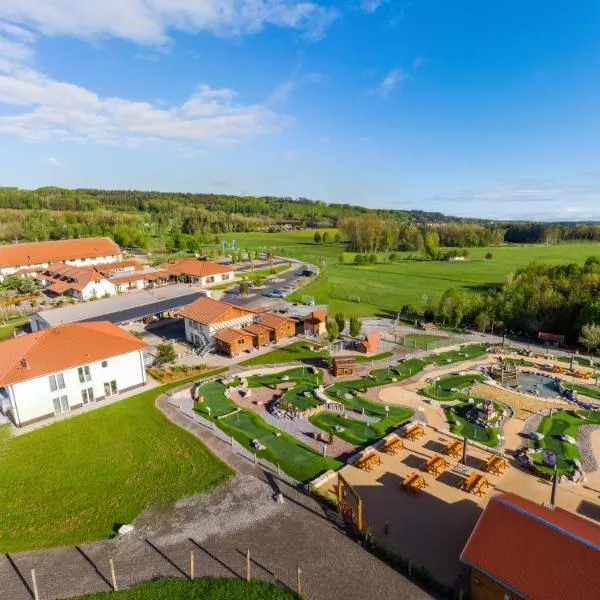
[1,1,600,220]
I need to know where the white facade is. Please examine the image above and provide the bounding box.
[0,253,122,280]
[185,272,233,286]
[76,278,117,300]
[0,349,147,426]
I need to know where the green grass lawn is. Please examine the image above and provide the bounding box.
[194,380,340,481]
[400,333,451,349]
[75,578,299,599]
[532,409,600,474]
[354,351,394,363]
[281,382,321,410]
[0,315,28,340]
[240,341,329,367]
[443,403,501,447]
[195,380,238,416]
[564,382,600,400]
[420,373,486,401]
[246,367,319,389]
[309,411,382,445]
[427,344,487,366]
[0,376,234,553]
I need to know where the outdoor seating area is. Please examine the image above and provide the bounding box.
[480,454,508,476]
[402,423,425,441]
[381,435,404,455]
[400,471,428,494]
[422,454,448,476]
[355,450,382,472]
[460,472,490,496]
[444,439,464,458]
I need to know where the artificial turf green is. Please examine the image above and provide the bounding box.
[443,403,501,448]
[420,374,486,401]
[239,341,328,367]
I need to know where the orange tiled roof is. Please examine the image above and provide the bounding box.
[257,312,294,330]
[244,323,270,336]
[179,296,254,326]
[213,327,254,344]
[0,237,120,268]
[0,322,148,386]
[94,259,145,274]
[304,310,327,323]
[361,332,381,353]
[461,493,600,600]
[159,258,233,278]
[42,262,107,292]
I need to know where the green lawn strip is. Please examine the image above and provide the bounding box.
[557,355,599,368]
[194,380,340,481]
[281,382,321,410]
[401,333,451,349]
[532,409,600,474]
[0,371,234,553]
[354,351,393,363]
[241,263,291,280]
[239,341,329,367]
[420,374,486,401]
[564,382,600,400]
[443,403,500,448]
[74,577,299,599]
[0,315,29,340]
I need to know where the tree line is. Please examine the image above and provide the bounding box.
[431,256,600,350]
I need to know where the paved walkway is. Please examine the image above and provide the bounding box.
[0,395,431,600]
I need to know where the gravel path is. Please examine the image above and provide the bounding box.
[578,424,600,473]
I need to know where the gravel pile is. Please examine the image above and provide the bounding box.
[578,424,600,472]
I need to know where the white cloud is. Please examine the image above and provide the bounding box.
[0,1,338,45]
[268,71,326,104]
[42,156,60,167]
[360,0,384,13]
[372,67,409,97]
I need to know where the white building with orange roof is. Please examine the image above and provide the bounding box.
[159,257,234,287]
[0,237,122,281]
[0,322,149,427]
[37,262,117,300]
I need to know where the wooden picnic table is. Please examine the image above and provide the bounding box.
[403,423,425,441]
[480,454,508,476]
[355,451,382,472]
[444,439,464,458]
[381,436,404,455]
[460,472,490,496]
[422,455,447,476]
[400,472,428,494]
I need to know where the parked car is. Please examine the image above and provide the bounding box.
[263,289,285,298]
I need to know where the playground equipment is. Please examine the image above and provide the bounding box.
[488,359,518,383]
[337,474,364,535]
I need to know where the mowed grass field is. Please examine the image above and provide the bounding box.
[220,231,600,316]
[0,378,233,553]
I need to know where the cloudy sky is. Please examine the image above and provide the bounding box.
[1,1,600,220]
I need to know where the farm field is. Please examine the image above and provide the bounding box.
[0,376,233,553]
[75,577,299,599]
[219,232,600,316]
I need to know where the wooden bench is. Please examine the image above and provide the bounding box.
[422,455,448,476]
[381,436,404,455]
[460,472,490,496]
[400,472,428,494]
[444,439,464,458]
[403,424,425,441]
[480,455,508,476]
[355,451,382,472]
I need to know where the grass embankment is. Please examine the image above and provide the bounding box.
[532,409,600,474]
[0,315,28,340]
[194,380,340,481]
[75,578,299,599]
[443,403,502,447]
[564,382,600,400]
[0,373,234,553]
[240,341,328,367]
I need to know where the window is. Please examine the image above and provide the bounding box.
[78,365,91,383]
[222,273,230,280]
[81,388,94,405]
[101,360,108,368]
[52,395,69,415]
[104,380,118,397]
[205,276,215,284]
[48,373,65,392]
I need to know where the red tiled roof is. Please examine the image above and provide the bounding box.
[245,323,270,336]
[42,262,107,292]
[213,327,254,344]
[159,258,233,278]
[0,237,120,268]
[461,493,600,600]
[0,322,148,386]
[257,312,295,330]
[179,296,254,326]
[304,310,327,323]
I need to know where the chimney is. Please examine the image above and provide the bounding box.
[20,358,30,369]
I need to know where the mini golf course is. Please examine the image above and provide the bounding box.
[443,402,503,448]
[420,373,486,401]
[531,409,600,474]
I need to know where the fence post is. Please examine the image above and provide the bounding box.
[109,558,118,591]
[246,549,251,581]
[31,569,39,600]
[231,435,234,447]
[254,452,257,465]
[190,550,195,580]
[297,565,302,595]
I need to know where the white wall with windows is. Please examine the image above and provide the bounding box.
[1,349,147,426]
[188,272,232,286]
